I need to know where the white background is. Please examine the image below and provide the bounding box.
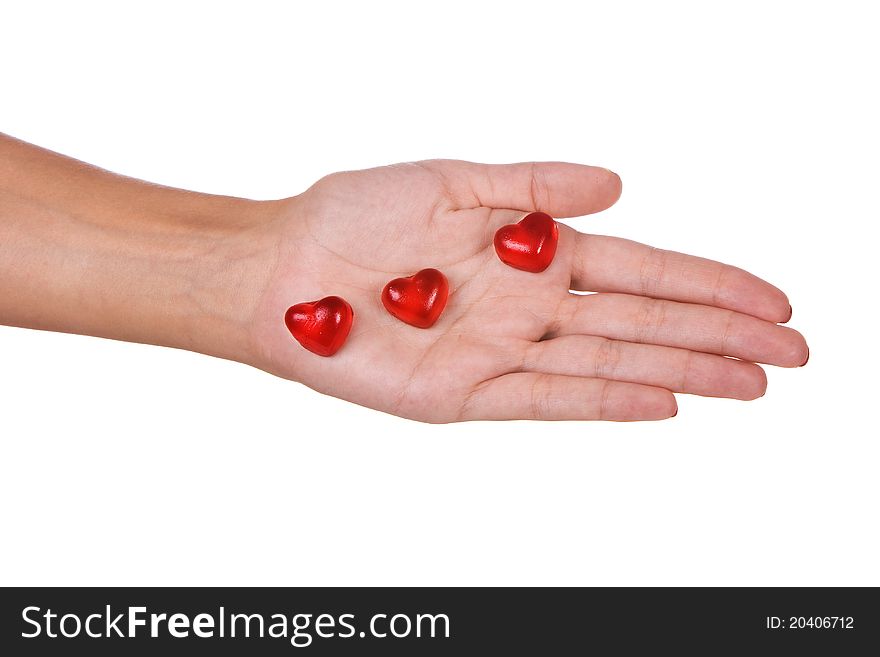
[1,1,877,586]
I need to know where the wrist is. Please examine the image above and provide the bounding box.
[166,197,284,365]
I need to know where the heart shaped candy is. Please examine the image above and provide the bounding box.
[381,268,449,328]
[493,211,559,273]
[285,296,354,357]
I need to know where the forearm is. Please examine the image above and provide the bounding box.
[0,133,278,362]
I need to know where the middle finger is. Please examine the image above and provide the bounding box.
[551,293,809,367]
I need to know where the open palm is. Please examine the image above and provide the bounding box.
[251,160,807,422]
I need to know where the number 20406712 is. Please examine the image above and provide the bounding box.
[766,617,854,629]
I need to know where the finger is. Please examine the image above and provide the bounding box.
[426,160,622,216]
[555,293,809,367]
[570,231,792,323]
[461,373,677,421]
[525,335,767,400]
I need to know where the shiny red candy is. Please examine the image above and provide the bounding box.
[381,268,449,329]
[285,296,354,357]
[493,211,559,273]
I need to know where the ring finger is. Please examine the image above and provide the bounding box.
[524,335,768,400]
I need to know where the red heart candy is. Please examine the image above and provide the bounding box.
[381,268,449,329]
[493,211,559,273]
[284,296,354,357]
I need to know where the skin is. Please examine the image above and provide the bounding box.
[0,134,809,422]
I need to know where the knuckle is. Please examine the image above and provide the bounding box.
[593,338,623,379]
[639,247,669,297]
[710,264,731,306]
[634,298,667,343]
[529,374,555,420]
[597,379,612,421]
[679,349,694,391]
[719,310,737,353]
[528,163,551,211]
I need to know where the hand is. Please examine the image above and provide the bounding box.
[248,161,808,422]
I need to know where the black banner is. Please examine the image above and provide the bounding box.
[1,587,877,654]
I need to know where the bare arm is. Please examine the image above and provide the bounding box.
[0,134,808,422]
[0,133,276,361]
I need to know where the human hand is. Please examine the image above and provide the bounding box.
[248,161,808,422]
[0,136,806,422]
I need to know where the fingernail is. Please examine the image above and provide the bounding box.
[602,167,622,185]
[786,305,793,323]
[672,408,678,418]
[800,347,809,367]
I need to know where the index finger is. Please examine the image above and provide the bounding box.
[571,232,792,323]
